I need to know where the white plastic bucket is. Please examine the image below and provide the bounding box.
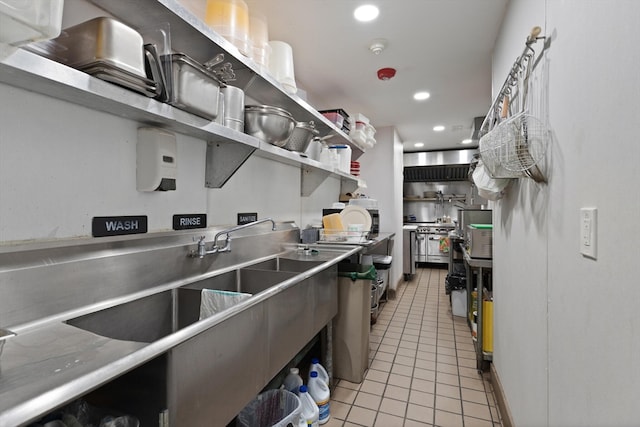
[268,41,297,94]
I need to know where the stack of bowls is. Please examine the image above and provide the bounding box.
[244,105,295,147]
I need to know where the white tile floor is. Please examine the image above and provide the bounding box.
[326,267,502,427]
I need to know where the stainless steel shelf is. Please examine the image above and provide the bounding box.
[89,0,365,159]
[403,196,467,202]
[0,45,362,194]
[254,142,363,196]
[0,47,260,147]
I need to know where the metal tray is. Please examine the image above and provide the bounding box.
[80,61,158,98]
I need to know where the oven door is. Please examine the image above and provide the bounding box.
[426,234,450,264]
[415,234,427,263]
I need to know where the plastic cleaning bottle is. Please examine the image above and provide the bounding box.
[309,358,329,386]
[298,385,320,427]
[308,371,330,424]
[282,367,303,395]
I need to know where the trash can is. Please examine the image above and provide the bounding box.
[446,272,467,318]
[333,263,377,383]
[372,254,392,302]
[237,389,302,427]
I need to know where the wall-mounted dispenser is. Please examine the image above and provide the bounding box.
[136,127,177,191]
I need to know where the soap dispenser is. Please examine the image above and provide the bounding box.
[136,127,177,191]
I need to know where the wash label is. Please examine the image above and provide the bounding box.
[92,216,148,237]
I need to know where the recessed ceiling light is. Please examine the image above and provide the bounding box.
[414,142,424,148]
[354,5,379,22]
[413,91,430,101]
[433,125,445,132]
[461,139,473,144]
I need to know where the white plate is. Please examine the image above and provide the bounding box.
[340,205,372,232]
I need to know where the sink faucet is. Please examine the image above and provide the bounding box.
[191,218,276,258]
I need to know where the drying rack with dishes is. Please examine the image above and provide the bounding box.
[319,205,372,244]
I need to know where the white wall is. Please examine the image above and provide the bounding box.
[0,82,333,241]
[359,126,404,290]
[492,1,640,425]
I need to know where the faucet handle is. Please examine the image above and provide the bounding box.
[193,235,206,243]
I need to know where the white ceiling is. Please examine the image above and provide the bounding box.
[245,0,509,152]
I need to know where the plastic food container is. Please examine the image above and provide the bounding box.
[268,40,297,94]
[0,0,63,46]
[205,0,250,55]
[321,112,344,129]
[249,12,269,70]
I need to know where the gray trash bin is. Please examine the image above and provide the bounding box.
[333,263,377,383]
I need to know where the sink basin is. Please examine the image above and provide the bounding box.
[246,256,325,273]
[66,288,199,343]
[66,267,299,343]
[181,267,298,295]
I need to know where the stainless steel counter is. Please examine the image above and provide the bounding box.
[0,231,361,426]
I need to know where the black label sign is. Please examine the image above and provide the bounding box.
[237,212,258,225]
[173,214,207,230]
[92,216,148,237]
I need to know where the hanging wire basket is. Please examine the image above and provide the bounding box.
[478,26,549,182]
[480,110,548,175]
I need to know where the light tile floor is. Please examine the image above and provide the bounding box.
[326,267,502,427]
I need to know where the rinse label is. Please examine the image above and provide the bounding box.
[173,214,207,230]
[237,212,258,225]
[92,216,148,237]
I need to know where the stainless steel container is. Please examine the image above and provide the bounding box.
[466,225,493,258]
[38,17,146,77]
[161,53,222,120]
[221,85,245,131]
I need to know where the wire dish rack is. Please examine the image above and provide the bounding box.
[319,229,369,243]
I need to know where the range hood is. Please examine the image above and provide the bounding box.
[403,149,478,182]
[470,116,485,143]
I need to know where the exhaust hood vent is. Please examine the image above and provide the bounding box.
[403,164,470,182]
[470,116,485,142]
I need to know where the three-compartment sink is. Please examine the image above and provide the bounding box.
[65,252,342,427]
[66,256,326,343]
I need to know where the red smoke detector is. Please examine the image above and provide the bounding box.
[377,67,396,80]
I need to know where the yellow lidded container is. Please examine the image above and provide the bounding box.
[205,0,250,55]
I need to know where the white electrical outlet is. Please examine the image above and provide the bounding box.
[580,207,597,259]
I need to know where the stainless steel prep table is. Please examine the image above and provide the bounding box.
[462,245,493,371]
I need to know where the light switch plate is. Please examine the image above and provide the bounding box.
[580,207,597,259]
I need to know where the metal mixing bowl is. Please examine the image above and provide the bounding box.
[244,105,295,147]
[283,121,319,153]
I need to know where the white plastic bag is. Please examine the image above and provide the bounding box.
[199,289,251,320]
[472,158,512,201]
